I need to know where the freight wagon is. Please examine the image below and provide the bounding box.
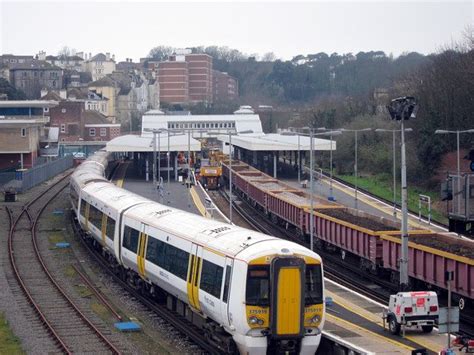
[222,160,474,309]
[382,232,474,309]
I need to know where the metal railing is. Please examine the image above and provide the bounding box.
[1,156,74,193]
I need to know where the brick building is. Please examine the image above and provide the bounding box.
[158,50,213,105]
[48,98,120,143]
[212,70,238,102]
[157,61,189,105]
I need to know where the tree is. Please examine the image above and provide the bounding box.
[0,78,27,100]
[57,46,76,59]
[148,46,175,61]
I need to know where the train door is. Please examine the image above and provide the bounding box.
[136,224,148,279]
[271,257,305,338]
[187,244,203,312]
[220,257,234,326]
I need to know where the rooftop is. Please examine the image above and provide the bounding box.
[0,100,58,108]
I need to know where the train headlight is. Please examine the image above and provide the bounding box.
[248,316,264,325]
[310,315,321,324]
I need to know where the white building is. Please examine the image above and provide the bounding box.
[141,106,263,139]
[82,53,116,81]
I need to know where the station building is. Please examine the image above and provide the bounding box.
[106,106,336,180]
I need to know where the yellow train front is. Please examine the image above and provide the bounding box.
[231,242,325,355]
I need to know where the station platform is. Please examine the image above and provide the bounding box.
[325,279,459,354]
[114,161,200,215]
[280,176,446,233]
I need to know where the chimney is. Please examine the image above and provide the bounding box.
[89,52,92,60]
[106,52,110,61]
[112,54,115,61]
[59,89,67,100]
[40,88,48,98]
[37,50,46,61]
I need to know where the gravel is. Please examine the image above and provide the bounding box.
[320,208,397,231]
[408,233,474,258]
[0,173,198,354]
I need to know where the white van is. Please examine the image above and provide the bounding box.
[385,291,439,335]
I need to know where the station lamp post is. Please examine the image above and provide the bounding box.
[207,129,253,224]
[293,128,341,251]
[375,128,413,218]
[386,96,418,291]
[339,128,372,209]
[144,128,167,188]
[435,129,474,215]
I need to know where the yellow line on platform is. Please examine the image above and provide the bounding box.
[326,314,415,352]
[327,290,441,353]
[190,186,210,218]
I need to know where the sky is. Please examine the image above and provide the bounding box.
[0,1,472,62]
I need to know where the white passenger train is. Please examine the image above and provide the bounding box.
[70,151,325,355]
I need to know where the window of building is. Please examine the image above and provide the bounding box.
[43,107,49,113]
[106,216,115,240]
[200,260,223,298]
[89,128,96,136]
[123,226,140,253]
[53,80,57,88]
[146,237,189,280]
[100,128,107,137]
[60,124,66,133]
[22,71,27,78]
[61,108,66,113]
[21,128,27,137]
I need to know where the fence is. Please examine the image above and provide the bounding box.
[1,156,74,193]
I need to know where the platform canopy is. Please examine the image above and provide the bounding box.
[105,134,201,153]
[216,133,336,151]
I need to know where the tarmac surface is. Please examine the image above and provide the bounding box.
[121,163,200,215]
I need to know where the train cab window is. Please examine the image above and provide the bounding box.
[88,205,103,229]
[80,199,88,216]
[106,216,115,240]
[200,260,223,298]
[246,266,270,306]
[305,264,323,305]
[222,265,232,303]
[123,226,140,253]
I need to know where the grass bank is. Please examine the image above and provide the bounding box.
[335,173,448,225]
[0,312,23,354]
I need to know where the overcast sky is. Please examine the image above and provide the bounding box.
[0,1,472,61]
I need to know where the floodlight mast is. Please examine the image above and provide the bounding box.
[386,96,417,291]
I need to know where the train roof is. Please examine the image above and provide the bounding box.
[125,202,295,258]
[82,181,152,214]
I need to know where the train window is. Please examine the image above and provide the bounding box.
[200,260,223,298]
[146,237,189,280]
[245,266,270,306]
[88,205,103,229]
[80,199,88,216]
[222,265,232,303]
[123,226,140,253]
[106,216,115,241]
[305,264,323,305]
[71,189,79,208]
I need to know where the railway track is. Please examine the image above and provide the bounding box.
[210,187,474,337]
[70,213,223,355]
[6,174,121,354]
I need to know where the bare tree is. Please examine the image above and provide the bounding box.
[148,46,175,61]
[261,52,276,62]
